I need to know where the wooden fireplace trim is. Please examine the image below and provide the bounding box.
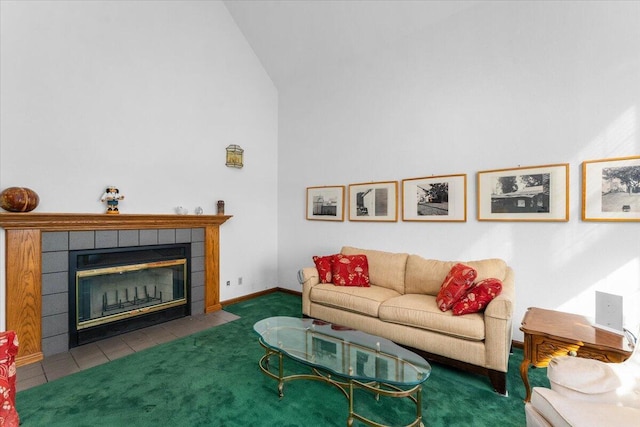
[0,213,231,366]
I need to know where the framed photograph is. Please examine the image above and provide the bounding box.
[306,186,345,221]
[582,155,640,222]
[402,174,467,222]
[477,164,569,221]
[348,181,398,222]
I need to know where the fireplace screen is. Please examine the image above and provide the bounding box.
[69,244,190,347]
[76,259,187,330]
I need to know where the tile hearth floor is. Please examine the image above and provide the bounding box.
[16,309,240,392]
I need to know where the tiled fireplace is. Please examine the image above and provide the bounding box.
[42,229,203,356]
[0,213,230,366]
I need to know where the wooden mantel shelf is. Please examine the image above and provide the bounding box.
[0,212,232,230]
[0,212,231,366]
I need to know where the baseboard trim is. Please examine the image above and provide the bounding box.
[220,287,301,307]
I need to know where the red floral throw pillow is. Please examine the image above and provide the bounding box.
[332,254,370,287]
[0,331,19,427]
[436,263,477,311]
[453,278,503,315]
[313,254,337,283]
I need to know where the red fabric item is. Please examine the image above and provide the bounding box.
[453,278,503,315]
[0,331,19,427]
[330,324,354,331]
[436,263,477,311]
[331,254,370,287]
[312,254,337,283]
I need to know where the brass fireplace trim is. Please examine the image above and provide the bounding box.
[75,258,188,330]
[77,259,187,278]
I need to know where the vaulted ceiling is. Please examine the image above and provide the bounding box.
[223,0,479,89]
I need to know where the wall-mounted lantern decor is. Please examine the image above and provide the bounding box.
[225,144,244,168]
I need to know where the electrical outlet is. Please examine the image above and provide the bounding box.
[238,277,243,285]
[226,281,230,286]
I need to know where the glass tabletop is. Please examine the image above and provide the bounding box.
[253,316,431,386]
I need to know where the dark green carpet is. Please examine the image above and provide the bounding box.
[16,292,548,426]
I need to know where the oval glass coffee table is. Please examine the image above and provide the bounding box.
[254,316,431,427]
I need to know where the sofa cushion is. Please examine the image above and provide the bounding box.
[404,256,452,295]
[405,255,508,296]
[547,355,633,402]
[436,263,477,311]
[465,259,508,282]
[331,254,370,286]
[452,278,502,315]
[309,283,401,317]
[530,387,640,427]
[341,246,408,294]
[379,294,485,340]
[313,254,337,283]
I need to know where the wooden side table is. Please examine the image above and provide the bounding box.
[520,307,632,402]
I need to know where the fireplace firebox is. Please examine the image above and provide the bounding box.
[69,244,191,347]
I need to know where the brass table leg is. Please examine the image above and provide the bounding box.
[277,351,284,397]
[347,380,354,427]
[258,339,425,427]
[416,386,423,425]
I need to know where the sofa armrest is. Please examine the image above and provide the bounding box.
[484,266,515,320]
[299,267,320,316]
[484,266,515,372]
[299,267,320,286]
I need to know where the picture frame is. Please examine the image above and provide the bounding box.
[348,181,398,222]
[306,185,345,221]
[402,174,467,222]
[582,155,640,222]
[477,163,569,221]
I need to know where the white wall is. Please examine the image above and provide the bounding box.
[3,1,640,343]
[0,0,279,328]
[277,1,640,340]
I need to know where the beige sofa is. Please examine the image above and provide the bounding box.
[299,246,515,395]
